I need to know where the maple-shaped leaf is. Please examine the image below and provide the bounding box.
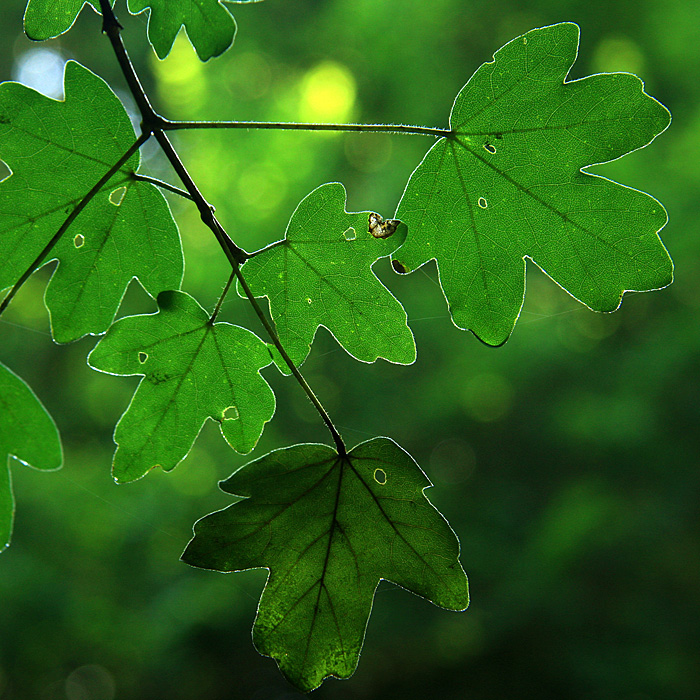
[23,1,114,41]
[392,22,672,346]
[0,362,62,551]
[88,290,275,484]
[0,61,183,343]
[182,437,469,692]
[24,0,257,61]
[241,183,416,368]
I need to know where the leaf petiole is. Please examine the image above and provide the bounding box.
[161,119,452,138]
[233,264,347,457]
[131,173,194,201]
[209,270,236,323]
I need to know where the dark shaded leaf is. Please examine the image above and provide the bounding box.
[183,437,468,691]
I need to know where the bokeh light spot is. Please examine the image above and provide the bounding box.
[592,35,646,75]
[299,62,356,123]
[65,664,115,700]
[13,48,66,99]
[152,32,205,113]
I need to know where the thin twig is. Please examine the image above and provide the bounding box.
[153,130,249,266]
[234,265,347,456]
[0,135,148,319]
[209,270,236,323]
[131,173,194,201]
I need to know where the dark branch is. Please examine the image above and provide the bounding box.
[234,266,347,457]
[98,0,164,133]
[98,0,346,453]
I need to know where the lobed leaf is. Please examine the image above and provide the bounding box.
[183,437,469,692]
[0,61,183,343]
[23,0,113,41]
[24,0,257,61]
[0,362,62,552]
[393,22,673,346]
[88,290,275,484]
[242,183,416,369]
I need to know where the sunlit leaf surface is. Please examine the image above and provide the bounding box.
[0,362,62,551]
[242,183,416,368]
[393,22,672,346]
[88,290,275,483]
[0,61,182,343]
[24,0,253,60]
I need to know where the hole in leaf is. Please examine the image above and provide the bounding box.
[306,298,313,304]
[484,143,496,154]
[478,197,488,209]
[138,352,148,363]
[373,468,387,485]
[392,260,408,274]
[223,406,239,420]
[343,227,357,241]
[109,186,127,206]
[73,234,85,248]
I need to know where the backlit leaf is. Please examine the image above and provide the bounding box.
[88,290,275,484]
[183,437,469,692]
[0,362,62,552]
[242,183,416,368]
[0,61,183,343]
[23,0,113,41]
[393,22,672,346]
[24,0,257,60]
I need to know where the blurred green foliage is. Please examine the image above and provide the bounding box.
[0,0,698,698]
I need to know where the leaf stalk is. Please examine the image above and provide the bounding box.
[161,119,452,138]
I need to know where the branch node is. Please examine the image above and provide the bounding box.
[99,0,123,33]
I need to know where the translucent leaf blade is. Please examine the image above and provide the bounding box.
[242,183,416,368]
[127,0,238,61]
[0,362,62,551]
[23,0,244,60]
[183,437,469,692]
[88,290,275,483]
[23,0,109,41]
[393,23,673,346]
[0,61,183,343]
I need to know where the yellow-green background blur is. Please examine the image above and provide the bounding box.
[1,0,699,698]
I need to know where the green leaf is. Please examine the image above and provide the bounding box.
[127,0,242,61]
[242,183,416,368]
[0,61,183,343]
[24,0,255,60]
[23,1,113,41]
[182,437,469,692]
[0,362,62,552]
[87,290,275,484]
[393,22,672,346]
